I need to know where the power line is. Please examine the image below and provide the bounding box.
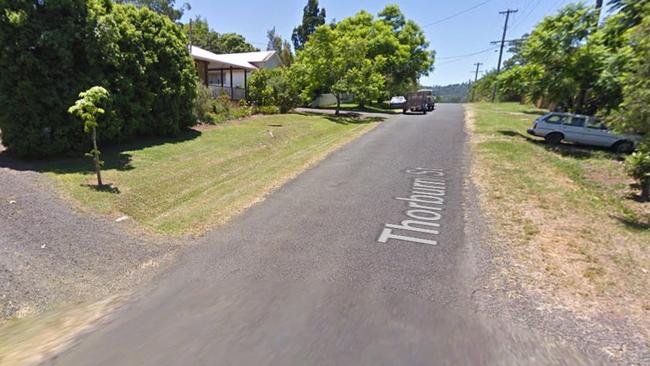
[509,0,542,32]
[436,46,499,61]
[423,0,495,28]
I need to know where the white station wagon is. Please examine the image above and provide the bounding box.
[527,112,641,153]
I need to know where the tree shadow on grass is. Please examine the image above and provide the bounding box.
[0,128,202,175]
[295,111,385,125]
[80,183,121,194]
[314,104,400,115]
[613,214,650,231]
[496,129,619,160]
[522,109,546,116]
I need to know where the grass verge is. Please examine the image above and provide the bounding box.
[466,103,649,345]
[37,113,379,236]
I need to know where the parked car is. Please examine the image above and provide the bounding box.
[403,90,435,114]
[527,112,641,153]
[389,96,406,109]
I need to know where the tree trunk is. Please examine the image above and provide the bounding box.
[359,100,365,108]
[641,176,650,202]
[575,86,589,114]
[92,127,103,187]
[335,94,341,116]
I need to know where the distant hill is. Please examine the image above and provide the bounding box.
[421,83,471,103]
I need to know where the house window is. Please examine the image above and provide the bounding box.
[208,73,222,86]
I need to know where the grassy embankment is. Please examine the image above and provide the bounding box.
[38,113,379,236]
[467,103,649,338]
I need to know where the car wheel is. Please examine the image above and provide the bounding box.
[545,132,563,145]
[613,140,634,154]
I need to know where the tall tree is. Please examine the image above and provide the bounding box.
[291,0,326,51]
[377,5,435,96]
[216,33,259,53]
[267,27,283,52]
[184,16,220,52]
[183,18,258,54]
[500,4,602,112]
[267,27,294,66]
[280,40,294,67]
[297,17,386,113]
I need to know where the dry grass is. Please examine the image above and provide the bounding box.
[0,296,123,366]
[466,103,650,344]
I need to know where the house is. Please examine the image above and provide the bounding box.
[190,45,281,100]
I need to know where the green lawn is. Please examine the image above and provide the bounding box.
[38,113,379,236]
[468,102,649,336]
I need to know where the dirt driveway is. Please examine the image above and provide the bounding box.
[0,156,180,321]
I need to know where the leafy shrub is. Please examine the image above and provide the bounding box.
[248,70,275,107]
[212,93,232,116]
[0,0,197,157]
[247,68,302,113]
[625,145,650,201]
[195,82,214,123]
[253,106,280,115]
[230,106,253,119]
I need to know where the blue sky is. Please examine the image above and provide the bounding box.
[181,0,589,86]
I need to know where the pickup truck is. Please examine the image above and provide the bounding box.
[403,90,435,114]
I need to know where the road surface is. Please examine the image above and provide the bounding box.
[48,105,593,365]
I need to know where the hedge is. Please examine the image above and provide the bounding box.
[0,0,197,157]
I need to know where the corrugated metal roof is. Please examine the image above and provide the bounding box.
[190,45,275,70]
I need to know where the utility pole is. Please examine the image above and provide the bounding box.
[188,18,193,51]
[594,0,603,29]
[470,62,483,102]
[490,9,517,102]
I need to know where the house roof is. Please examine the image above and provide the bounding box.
[190,46,276,70]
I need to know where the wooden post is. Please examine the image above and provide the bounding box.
[229,66,234,99]
[203,61,208,87]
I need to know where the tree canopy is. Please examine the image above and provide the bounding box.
[183,17,258,54]
[469,0,650,199]
[267,27,293,66]
[293,5,434,112]
[291,0,326,51]
[0,0,197,156]
[116,0,188,21]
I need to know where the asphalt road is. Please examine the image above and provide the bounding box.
[49,105,594,365]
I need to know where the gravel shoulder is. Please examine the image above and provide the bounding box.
[0,156,180,322]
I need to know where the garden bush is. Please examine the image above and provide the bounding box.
[0,0,197,157]
[195,82,215,123]
[248,68,302,113]
[253,106,280,115]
